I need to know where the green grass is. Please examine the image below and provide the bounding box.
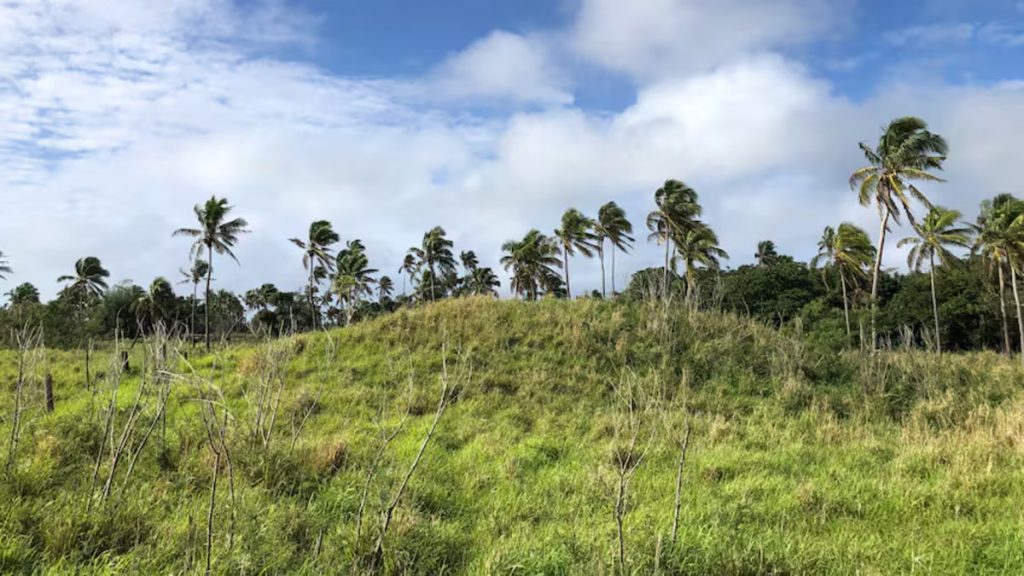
[1,297,1023,574]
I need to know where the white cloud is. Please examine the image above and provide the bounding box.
[429,31,572,105]
[571,0,845,80]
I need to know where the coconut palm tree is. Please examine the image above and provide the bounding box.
[898,206,973,353]
[58,257,111,302]
[290,220,340,329]
[173,196,249,350]
[415,227,456,302]
[377,275,394,302]
[178,259,209,345]
[648,180,702,293]
[398,252,420,297]
[973,195,1024,359]
[466,267,501,297]
[132,277,176,333]
[672,224,728,309]
[501,229,562,301]
[334,240,378,325]
[849,117,948,349]
[595,202,634,297]
[554,208,598,299]
[0,251,11,280]
[755,241,779,267]
[810,223,875,342]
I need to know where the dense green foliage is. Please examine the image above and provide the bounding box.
[2,298,1023,574]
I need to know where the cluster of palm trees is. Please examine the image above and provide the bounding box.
[4,115,1024,358]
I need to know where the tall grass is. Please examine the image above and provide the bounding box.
[1,297,1023,574]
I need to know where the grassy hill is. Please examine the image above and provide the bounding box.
[2,297,1023,574]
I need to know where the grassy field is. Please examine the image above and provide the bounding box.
[1,297,1023,574]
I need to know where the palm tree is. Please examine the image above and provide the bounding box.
[398,252,420,297]
[178,259,209,345]
[554,208,598,299]
[416,227,456,302]
[290,220,340,329]
[849,117,948,349]
[672,224,728,308]
[133,277,176,333]
[755,241,779,267]
[810,223,875,342]
[58,257,111,302]
[243,283,278,312]
[466,267,501,296]
[501,229,562,300]
[0,251,11,280]
[897,206,972,353]
[377,275,394,302]
[648,180,702,293]
[173,196,250,350]
[334,240,378,325]
[973,195,1024,359]
[595,202,634,297]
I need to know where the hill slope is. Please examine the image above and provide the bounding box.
[2,298,1023,574]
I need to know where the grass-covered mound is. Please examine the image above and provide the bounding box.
[1,297,1023,574]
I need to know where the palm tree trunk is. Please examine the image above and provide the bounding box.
[191,282,198,348]
[308,261,316,331]
[869,208,891,351]
[998,263,1011,356]
[1010,258,1024,365]
[840,269,851,344]
[205,247,213,351]
[429,260,436,302]
[663,238,671,299]
[563,244,571,299]
[929,253,941,354]
[611,246,617,296]
[599,244,606,298]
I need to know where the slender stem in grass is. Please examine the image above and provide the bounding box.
[670,417,691,546]
[206,450,220,576]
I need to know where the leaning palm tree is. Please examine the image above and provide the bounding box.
[647,180,702,293]
[173,196,250,350]
[755,241,779,267]
[377,275,394,302]
[554,208,598,299]
[467,267,501,297]
[132,277,176,333]
[0,251,11,280]
[897,206,973,353]
[595,202,634,297]
[289,220,340,329]
[178,259,209,345]
[849,116,948,349]
[672,224,728,309]
[334,239,378,325]
[810,223,875,342]
[501,229,562,300]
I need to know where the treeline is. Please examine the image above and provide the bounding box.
[2,116,1024,355]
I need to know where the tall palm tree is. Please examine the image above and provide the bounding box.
[334,239,378,325]
[554,208,597,299]
[849,117,948,349]
[58,257,111,302]
[595,202,634,297]
[672,224,728,308]
[810,223,875,342]
[398,252,420,297]
[178,259,209,345]
[898,206,973,353]
[647,180,702,293]
[0,251,11,280]
[173,196,250,350]
[755,241,779,267]
[466,267,501,297]
[377,275,394,302]
[132,277,176,333]
[973,195,1024,359]
[501,229,562,301]
[416,227,455,302]
[289,220,340,329]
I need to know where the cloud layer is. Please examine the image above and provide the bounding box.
[3,0,1024,301]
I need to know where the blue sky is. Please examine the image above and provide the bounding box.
[2,0,1023,299]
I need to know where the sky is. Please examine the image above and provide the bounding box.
[2,0,1024,300]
